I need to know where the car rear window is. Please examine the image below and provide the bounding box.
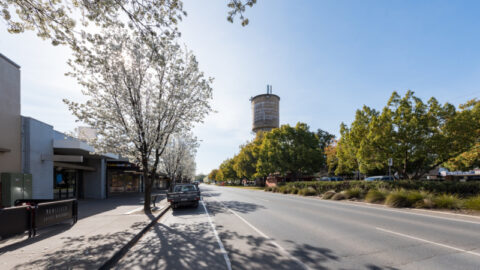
[174,185,197,192]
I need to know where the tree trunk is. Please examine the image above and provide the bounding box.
[143,170,152,214]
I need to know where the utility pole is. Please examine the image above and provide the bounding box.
[388,158,393,179]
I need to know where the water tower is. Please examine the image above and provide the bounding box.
[250,85,280,134]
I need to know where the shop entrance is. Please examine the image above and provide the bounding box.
[54,169,79,199]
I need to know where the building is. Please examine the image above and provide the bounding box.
[0,53,169,206]
[0,54,22,174]
[250,85,280,134]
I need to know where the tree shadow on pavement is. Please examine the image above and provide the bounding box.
[115,219,339,270]
[364,264,400,270]
[205,200,265,215]
[10,221,148,270]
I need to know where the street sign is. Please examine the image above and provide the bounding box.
[388,158,393,166]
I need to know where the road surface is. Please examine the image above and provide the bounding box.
[117,185,480,269]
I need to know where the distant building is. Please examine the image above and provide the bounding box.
[250,85,280,134]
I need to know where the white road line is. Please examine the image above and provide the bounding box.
[123,206,144,215]
[201,201,232,270]
[376,227,480,258]
[209,196,312,270]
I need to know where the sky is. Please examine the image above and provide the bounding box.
[1,0,480,175]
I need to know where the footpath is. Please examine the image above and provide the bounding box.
[0,193,169,269]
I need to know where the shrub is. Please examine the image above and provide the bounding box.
[344,187,364,199]
[365,189,387,203]
[464,196,480,211]
[289,187,299,194]
[322,190,336,200]
[332,192,347,200]
[298,187,317,196]
[433,194,461,209]
[385,190,411,208]
[264,186,272,192]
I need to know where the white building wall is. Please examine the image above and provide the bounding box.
[22,117,54,199]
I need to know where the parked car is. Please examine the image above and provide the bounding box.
[319,176,344,181]
[167,184,201,209]
[364,175,394,181]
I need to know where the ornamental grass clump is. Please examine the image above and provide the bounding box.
[464,196,480,211]
[322,190,336,200]
[331,192,347,200]
[385,190,411,207]
[365,189,388,203]
[344,187,364,199]
[432,194,461,209]
[406,191,425,207]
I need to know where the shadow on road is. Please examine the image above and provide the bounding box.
[205,199,265,216]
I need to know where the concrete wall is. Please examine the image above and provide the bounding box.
[22,117,54,199]
[83,159,106,199]
[0,54,21,173]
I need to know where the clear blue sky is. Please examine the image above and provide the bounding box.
[1,0,480,175]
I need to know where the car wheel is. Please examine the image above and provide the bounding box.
[193,202,199,208]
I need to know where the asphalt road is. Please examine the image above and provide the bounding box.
[117,185,480,270]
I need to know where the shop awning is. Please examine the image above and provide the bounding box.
[54,162,96,172]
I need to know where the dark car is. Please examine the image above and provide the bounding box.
[319,176,344,181]
[365,175,394,181]
[167,184,201,209]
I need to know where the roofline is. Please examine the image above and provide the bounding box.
[250,93,280,101]
[0,53,20,69]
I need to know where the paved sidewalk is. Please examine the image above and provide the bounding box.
[0,193,168,270]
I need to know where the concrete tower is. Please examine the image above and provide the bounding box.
[250,85,280,134]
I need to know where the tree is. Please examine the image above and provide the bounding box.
[64,25,212,213]
[219,158,237,181]
[215,169,225,182]
[336,91,480,179]
[1,0,255,47]
[335,106,378,177]
[316,128,335,169]
[257,122,323,180]
[325,140,338,175]
[233,132,264,179]
[160,133,198,187]
[0,0,185,47]
[208,169,219,181]
[195,174,207,182]
[444,143,480,171]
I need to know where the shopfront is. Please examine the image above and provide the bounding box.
[107,162,142,195]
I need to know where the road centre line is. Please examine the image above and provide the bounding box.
[208,196,312,270]
[376,227,480,258]
[201,201,232,270]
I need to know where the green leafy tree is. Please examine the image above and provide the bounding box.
[215,169,224,182]
[325,141,338,175]
[233,132,264,179]
[338,91,480,179]
[208,169,219,181]
[219,158,237,181]
[257,122,323,180]
[335,106,378,177]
